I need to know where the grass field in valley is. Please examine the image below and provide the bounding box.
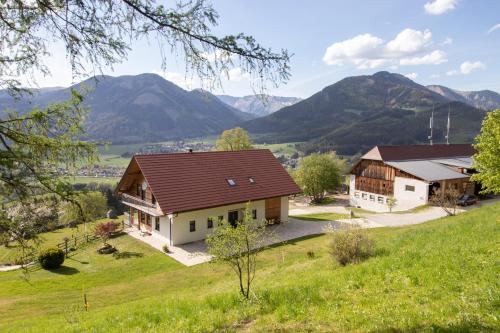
[0,204,498,332]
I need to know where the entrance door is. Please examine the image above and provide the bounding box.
[228,210,239,227]
[265,197,281,223]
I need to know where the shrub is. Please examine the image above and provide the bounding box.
[330,224,374,266]
[162,244,170,253]
[38,248,65,269]
[306,250,315,258]
[94,221,120,247]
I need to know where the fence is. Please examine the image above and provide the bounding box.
[56,233,100,258]
[18,222,125,270]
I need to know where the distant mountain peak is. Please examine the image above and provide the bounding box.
[216,94,301,116]
[427,85,500,111]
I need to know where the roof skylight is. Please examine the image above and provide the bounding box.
[227,179,236,186]
[248,177,255,183]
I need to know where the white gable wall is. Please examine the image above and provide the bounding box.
[393,177,429,211]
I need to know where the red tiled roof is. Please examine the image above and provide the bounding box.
[128,149,301,214]
[363,144,475,161]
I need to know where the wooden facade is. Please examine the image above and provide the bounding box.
[351,159,424,196]
[265,197,281,222]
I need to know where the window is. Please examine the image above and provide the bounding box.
[248,177,255,184]
[145,214,151,226]
[354,192,360,198]
[152,195,156,205]
[207,217,213,229]
[369,195,375,202]
[189,220,196,232]
[252,209,257,219]
[377,197,384,204]
[405,185,415,192]
[227,179,236,186]
[362,193,367,200]
[154,217,160,231]
[136,184,141,196]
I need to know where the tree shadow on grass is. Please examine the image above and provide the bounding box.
[112,251,144,259]
[49,266,79,275]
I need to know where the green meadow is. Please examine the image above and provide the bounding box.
[0,203,498,332]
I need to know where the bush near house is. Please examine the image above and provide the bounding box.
[38,248,65,269]
[329,224,374,266]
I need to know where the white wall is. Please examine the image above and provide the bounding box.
[151,216,171,244]
[393,176,429,211]
[280,196,289,223]
[171,199,267,245]
[349,175,429,212]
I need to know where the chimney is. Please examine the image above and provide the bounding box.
[188,148,193,153]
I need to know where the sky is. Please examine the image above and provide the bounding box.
[29,0,500,98]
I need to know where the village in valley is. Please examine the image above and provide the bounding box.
[0,0,499,332]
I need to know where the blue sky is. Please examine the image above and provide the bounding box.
[34,0,500,98]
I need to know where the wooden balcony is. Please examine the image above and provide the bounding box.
[120,193,163,217]
[121,193,156,208]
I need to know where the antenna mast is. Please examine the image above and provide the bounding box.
[445,105,451,145]
[428,105,434,145]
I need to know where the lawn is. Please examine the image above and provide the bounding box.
[290,212,349,221]
[0,218,118,265]
[0,204,498,332]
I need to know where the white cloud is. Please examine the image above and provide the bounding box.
[424,0,457,15]
[446,61,486,76]
[200,50,235,62]
[322,28,447,69]
[487,23,500,34]
[404,72,418,80]
[386,29,432,54]
[322,33,384,66]
[399,50,447,65]
[227,68,250,82]
[153,70,198,89]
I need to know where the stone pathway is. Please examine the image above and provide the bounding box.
[0,264,22,272]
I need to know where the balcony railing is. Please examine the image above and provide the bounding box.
[121,193,156,209]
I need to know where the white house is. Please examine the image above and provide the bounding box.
[115,149,301,245]
[349,144,477,212]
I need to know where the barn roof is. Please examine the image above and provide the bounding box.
[117,149,301,214]
[362,144,475,162]
[385,160,469,181]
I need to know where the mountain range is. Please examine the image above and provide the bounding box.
[242,71,487,155]
[0,71,495,155]
[426,85,500,111]
[0,74,254,143]
[216,94,301,117]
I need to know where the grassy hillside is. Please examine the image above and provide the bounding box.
[0,204,498,332]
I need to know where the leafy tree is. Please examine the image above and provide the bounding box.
[0,0,290,94]
[215,127,254,151]
[471,109,500,194]
[59,191,108,226]
[294,153,346,203]
[206,203,270,299]
[94,221,120,247]
[386,197,397,212]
